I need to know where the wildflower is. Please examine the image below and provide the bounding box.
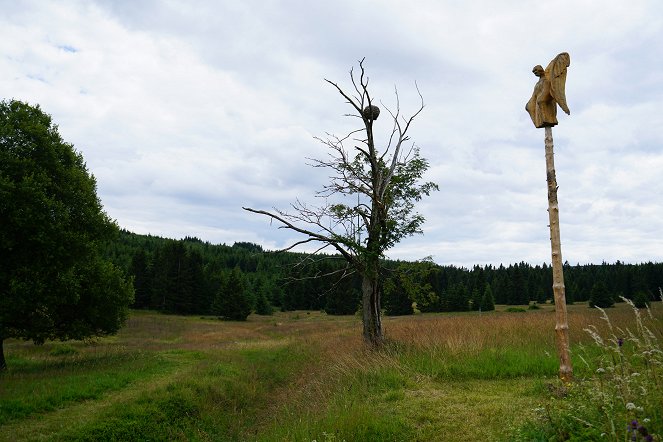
[596,367,605,374]
[618,337,624,347]
[626,403,637,411]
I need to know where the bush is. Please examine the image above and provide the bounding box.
[633,291,651,309]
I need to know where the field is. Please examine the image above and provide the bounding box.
[1,302,661,441]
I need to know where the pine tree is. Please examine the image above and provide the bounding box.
[129,249,151,309]
[254,290,274,315]
[212,267,251,321]
[632,291,650,309]
[447,283,470,312]
[480,284,496,311]
[589,281,614,308]
[470,288,482,311]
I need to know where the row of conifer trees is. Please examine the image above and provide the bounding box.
[103,231,663,319]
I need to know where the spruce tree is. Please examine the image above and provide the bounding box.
[589,281,614,308]
[212,267,251,320]
[480,284,496,311]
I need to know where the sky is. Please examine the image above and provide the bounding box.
[2,1,662,268]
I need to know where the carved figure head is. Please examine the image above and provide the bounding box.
[532,65,545,77]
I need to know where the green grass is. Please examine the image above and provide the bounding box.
[1,303,660,441]
[399,346,559,380]
[0,350,178,425]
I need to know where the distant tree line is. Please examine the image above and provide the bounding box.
[104,231,663,319]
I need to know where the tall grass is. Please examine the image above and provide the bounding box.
[516,296,663,441]
[2,304,660,441]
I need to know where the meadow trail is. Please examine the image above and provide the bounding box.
[1,303,660,441]
[0,354,193,442]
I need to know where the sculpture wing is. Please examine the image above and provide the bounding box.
[545,52,570,114]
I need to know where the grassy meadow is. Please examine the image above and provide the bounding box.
[1,301,661,441]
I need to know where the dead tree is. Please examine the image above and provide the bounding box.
[244,59,437,346]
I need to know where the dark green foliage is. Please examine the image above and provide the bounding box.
[104,230,663,318]
[565,280,577,305]
[324,274,361,315]
[632,291,650,309]
[254,291,273,315]
[446,283,470,312]
[0,100,133,369]
[129,249,151,309]
[212,267,251,321]
[506,264,528,305]
[251,277,274,316]
[383,272,414,316]
[384,260,439,314]
[480,284,496,311]
[589,281,614,308]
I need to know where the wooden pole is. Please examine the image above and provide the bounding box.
[544,126,573,382]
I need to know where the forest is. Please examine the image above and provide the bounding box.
[104,230,663,319]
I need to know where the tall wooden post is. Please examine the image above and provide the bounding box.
[526,52,573,383]
[544,126,573,382]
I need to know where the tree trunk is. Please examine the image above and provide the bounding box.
[361,267,383,346]
[0,338,6,371]
[544,126,573,383]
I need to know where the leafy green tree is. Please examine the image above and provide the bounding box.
[244,60,437,345]
[0,100,133,370]
[589,281,614,308]
[385,260,439,315]
[383,271,414,316]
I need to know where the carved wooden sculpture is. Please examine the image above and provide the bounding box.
[526,52,570,128]
[527,52,573,383]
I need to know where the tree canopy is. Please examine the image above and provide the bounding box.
[0,100,133,369]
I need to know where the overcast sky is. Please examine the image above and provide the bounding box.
[2,1,662,267]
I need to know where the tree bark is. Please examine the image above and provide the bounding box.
[361,270,383,346]
[544,126,573,382]
[0,338,7,371]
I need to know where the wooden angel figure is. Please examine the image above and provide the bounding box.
[526,52,570,128]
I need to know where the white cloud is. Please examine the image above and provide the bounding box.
[2,0,662,267]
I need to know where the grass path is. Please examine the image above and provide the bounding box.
[395,378,541,441]
[0,351,198,442]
